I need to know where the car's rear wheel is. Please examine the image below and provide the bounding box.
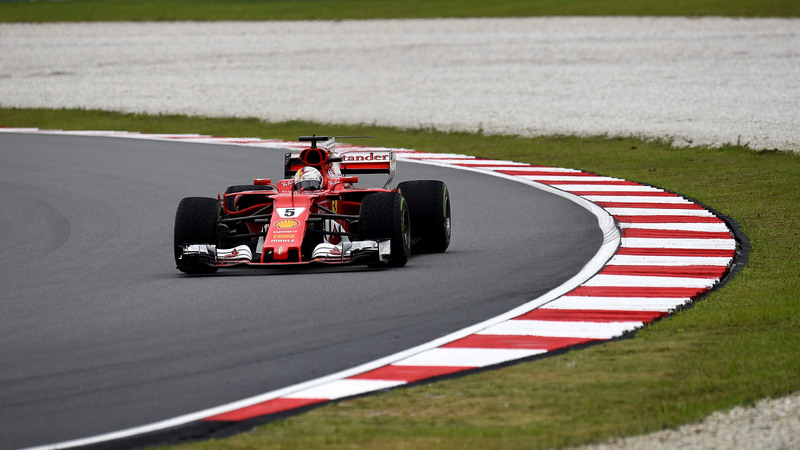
[360,192,411,267]
[397,180,451,253]
[174,197,220,274]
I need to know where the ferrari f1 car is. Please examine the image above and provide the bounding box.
[174,136,451,273]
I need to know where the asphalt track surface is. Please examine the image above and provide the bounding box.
[0,133,602,449]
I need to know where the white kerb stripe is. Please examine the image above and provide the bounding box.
[443,160,530,166]
[492,167,584,173]
[584,274,718,289]
[397,153,474,159]
[608,255,732,266]
[556,185,665,192]
[401,158,476,164]
[283,379,405,400]
[605,208,715,216]
[620,222,729,232]
[544,296,693,312]
[520,175,626,182]
[584,195,690,204]
[393,348,546,368]
[621,238,737,249]
[477,320,643,339]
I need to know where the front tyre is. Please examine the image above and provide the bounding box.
[360,192,411,267]
[174,197,220,274]
[397,180,451,253]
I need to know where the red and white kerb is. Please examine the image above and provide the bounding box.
[199,146,737,423]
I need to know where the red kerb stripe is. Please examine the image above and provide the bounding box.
[453,162,527,168]
[616,248,736,257]
[202,397,327,422]
[622,229,732,239]
[597,202,704,209]
[569,286,709,298]
[543,180,639,185]
[515,309,667,323]
[615,215,722,223]
[443,335,599,350]
[496,170,596,177]
[600,265,729,279]
[350,365,469,383]
[404,157,479,160]
[572,191,678,197]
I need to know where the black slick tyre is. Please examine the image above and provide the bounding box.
[174,197,220,274]
[359,192,411,267]
[396,180,451,253]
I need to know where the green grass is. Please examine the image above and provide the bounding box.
[2,107,798,448]
[1,0,798,22]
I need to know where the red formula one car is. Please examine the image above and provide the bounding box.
[174,136,451,274]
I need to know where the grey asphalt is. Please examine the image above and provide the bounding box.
[0,133,602,449]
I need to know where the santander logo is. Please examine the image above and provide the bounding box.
[342,152,389,162]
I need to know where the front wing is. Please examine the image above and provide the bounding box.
[178,239,391,268]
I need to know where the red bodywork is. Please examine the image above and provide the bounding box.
[214,136,395,266]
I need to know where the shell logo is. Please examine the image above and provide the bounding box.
[274,219,300,229]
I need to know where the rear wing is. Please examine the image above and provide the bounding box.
[283,137,396,187]
[339,149,395,176]
[337,149,396,189]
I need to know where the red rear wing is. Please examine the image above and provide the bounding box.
[284,138,396,188]
[339,150,395,175]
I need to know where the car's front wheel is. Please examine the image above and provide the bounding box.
[397,180,451,253]
[174,197,220,274]
[359,192,411,267]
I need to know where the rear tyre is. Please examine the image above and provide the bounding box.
[360,192,411,267]
[174,197,220,274]
[397,180,451,253]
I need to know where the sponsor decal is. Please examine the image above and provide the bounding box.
[270,233,296,242]
[274,219,300,229]
[342,152,389,162]
[277,207,305,218]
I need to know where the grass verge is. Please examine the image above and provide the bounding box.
[2,107,798,448]
[1,0,799,22]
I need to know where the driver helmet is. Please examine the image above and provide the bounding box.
[294,166,323,191]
